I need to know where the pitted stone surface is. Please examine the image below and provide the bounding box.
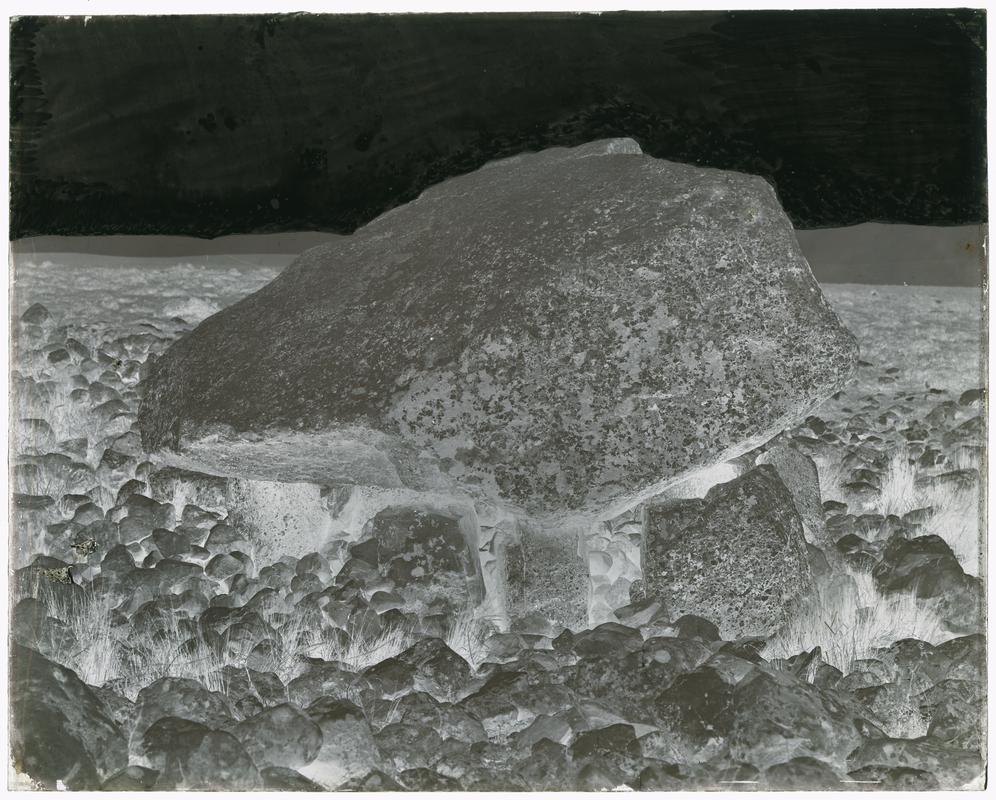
[643,465,813,639]
[139,138,856,521]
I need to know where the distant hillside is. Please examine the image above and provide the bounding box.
[11,224,986,288]
[795,224,986,287]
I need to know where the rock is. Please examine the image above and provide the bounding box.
[151,528,191,558]
[132,677,236,742]
[504,678,577,720]
[21,302,53,325]
[94,398,132,421]
[852,682,929,739]
[514,739,573,790]
[97,448,134,478]
[367,588,403,611]
[13,559,81,609]
[259,766,327,791]
[705,651,763,687]
[437,705,489,744]
[958,387,985,406]
[374,721,444,772]
[872,534,963,595]
[397,768,463,791]
[286,661,368,709]
[100,543,136,576]
[871,535,983,632]
[461,768,532,791]
[636,762,686,790]
[100,764,160,790]
[877,635,985,687]
[511,713,575,750]
[671,614,722,642]
[9,644,127,788]
[728,668,878,771]
[13,493,56,512]
[396,637,472,701]
[846,764,940,790]
[846,737,983,788]
[643,465,812,638]
[813,662,844,692]
[763,756,843,789]
[757,441,832,547]
[822,499,848,515]
[140,717,262,790]
[114,493,175,529]
[289,548,325,576]
[458,674,527,738]
[362,657,416,698]
[690,759,761,789]
[300,698,381,788]
[569,621,644,658]
[233,703,323,769]
[648,666,735,763]
[182,503,222,528]
[574,758,631,790]
[10,598,77,658]
[366,689,438,730]
[504,522,588,630]
[364,508,477,613]
[612,597,666,629]
[205,553,244,581]
[204,522,251,553]
[571,723,640,761]
[88,685,136,736]
[138,139,856,522]
[835,533,883,571]
[210,665,285,715]
[48,347,71,364]
[806,542,833,577]
[335,769,405,791]
[916,679,985,750]
[148,466,229,512]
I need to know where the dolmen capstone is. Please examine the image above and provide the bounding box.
[138,138,857,632]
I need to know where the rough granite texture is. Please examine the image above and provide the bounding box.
[505,523,588,631]
[642,465,813,639]
[756,440,832,549]
[138,138,857,521]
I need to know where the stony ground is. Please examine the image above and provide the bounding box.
[8,263,987,790]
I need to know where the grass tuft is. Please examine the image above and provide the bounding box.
[315,622,414,672]
[445,610,497,671]
[766,569,949,674]
[878,448,921,518]
[51,586,118,687]
[33,584,423,700]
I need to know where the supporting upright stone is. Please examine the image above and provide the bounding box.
[148,466,229,514]
[642,465,812,639]
[756,440,832,549]
[473,501,516,631]
[503,520,588,632]
[583,507,644,628]
[227,479,334,565]
[354,506,482,616]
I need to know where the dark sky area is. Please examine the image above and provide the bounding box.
[9,9,987,249]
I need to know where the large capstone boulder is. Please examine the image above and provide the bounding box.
[642,465,813,639]
[138,138,856,523]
